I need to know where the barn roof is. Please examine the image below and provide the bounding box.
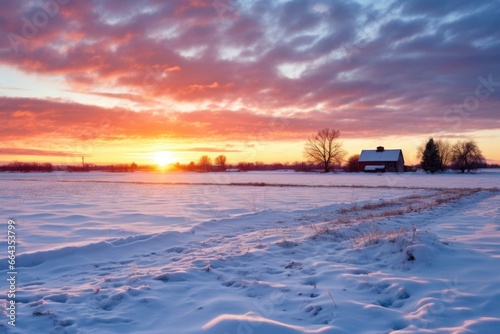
[359,149,403,162]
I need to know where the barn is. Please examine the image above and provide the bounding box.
[358,146,405,173]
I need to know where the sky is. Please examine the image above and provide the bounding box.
[0,0,499,166]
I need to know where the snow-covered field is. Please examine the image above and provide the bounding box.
[1,171,499,333]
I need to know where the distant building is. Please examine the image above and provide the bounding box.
[358,146,405,173]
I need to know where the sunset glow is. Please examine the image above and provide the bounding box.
[1,2,500,331]
[153,151,177,168]
[0,0,499,165]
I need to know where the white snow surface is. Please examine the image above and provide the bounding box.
[0,171,499,333]
[358,149,402,162]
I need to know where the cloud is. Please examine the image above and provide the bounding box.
[0,0,498,156]
[1,96,497,146]
[169,147,242,153]
[78,91,154,104]
[0,148,80,157]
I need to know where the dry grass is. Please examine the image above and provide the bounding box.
[336,188,481,219]
[311,188,484,240]
[360,201,398,211]
[352,226,419,249]
[309,219,351,240]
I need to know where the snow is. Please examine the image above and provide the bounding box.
[359,149,402,162]
[0,171,499,333]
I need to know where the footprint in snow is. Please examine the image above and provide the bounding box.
[305,304,323,317]
[376,287,411,308]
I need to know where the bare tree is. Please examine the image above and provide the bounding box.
[435,139,452,171]
[304,128,346,173]
[416,142,425,162]
[187,161,196,171]
[346,154,360,172]
[214,155,227,170]
[198,155,212,172]
[451,140,486,173]
[238,162,252,171]
[5,161,53,172]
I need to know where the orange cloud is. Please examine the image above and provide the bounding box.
[0,0,498,163]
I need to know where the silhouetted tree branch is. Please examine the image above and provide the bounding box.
[304,128,346,173]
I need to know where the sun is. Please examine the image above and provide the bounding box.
[153,151,176,167]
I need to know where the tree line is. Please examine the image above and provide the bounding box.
[418,138,486,173]
[0,128,494,174]
[302,128,490,174]
[172,155,319,172]
[0,162,142,173]
[0,162,54,172]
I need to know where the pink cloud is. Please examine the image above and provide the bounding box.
[0,0,498,148]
